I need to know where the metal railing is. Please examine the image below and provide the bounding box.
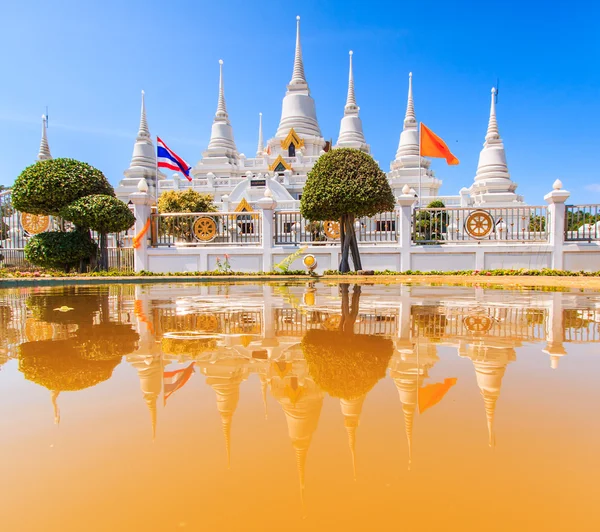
[151,212,262,247]
[412,206,549,243]
[274,211,399,245]
[565,205,600,241]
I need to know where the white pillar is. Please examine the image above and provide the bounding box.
[257,193,277,273]
[542,293,566,369]
[544,179,570,270]
[397,185,416,272]
[130,179,154,273]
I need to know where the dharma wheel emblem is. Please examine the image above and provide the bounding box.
[21,213,50,235]
[324,221,340,240]
[464,210,494,239]
[193,216,217,242]
[464,315,493,333]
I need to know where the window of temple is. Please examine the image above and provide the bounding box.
[288,143,296,157]
[274,162,286,173]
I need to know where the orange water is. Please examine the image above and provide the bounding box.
[1,282,600,531]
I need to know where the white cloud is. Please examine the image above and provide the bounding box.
[585,184,600,193]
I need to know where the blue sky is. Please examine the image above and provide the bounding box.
[1,0,598,203]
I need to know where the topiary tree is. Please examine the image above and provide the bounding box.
[24,230,97,272]
[300,148,395,272]
[12,158,114,216]
[60,195,135,270]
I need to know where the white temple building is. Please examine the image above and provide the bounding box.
[32,16,526,210]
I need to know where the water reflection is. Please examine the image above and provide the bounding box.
[2,281,600,528]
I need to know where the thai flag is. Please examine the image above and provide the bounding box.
[157,136,192,181]
[163,362,195,406]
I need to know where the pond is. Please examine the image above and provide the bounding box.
[1,281,599,531]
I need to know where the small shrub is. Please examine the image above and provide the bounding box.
[24,230,97,271]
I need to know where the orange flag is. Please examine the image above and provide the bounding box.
[420,123,459,165]
[418,377,458,414]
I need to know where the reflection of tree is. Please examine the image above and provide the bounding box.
[161,337,217,357]
[18,338,122,391]
[563,309,593,330]
[302,284,393,399]
[26,288,104,326]
[74,323,139,361]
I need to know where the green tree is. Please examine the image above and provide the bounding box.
[414,200,448,243]
[12,158,114,216]
[300,148,395,272]
[60,194,135,270]
[24,230,97,272]
[158,189,216,213]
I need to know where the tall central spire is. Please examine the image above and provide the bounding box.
[485,87,500,142]
[404,72,416,128]
[335,51,369,152]
[138,90,150,138]
[216,59,228,119]
[290,16,307,87]
[37,114,52,161]
[345,51,357,112]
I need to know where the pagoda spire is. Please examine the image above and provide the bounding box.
[37,114,52,161]
[221,413,232,469]
[216,59,228,119]
[335,51,369,152]
[340,395,366,480]
[404,72,416,128]
[345,51,357,111]
[127,91,158,173]
[204,59,238,160]
[486,87,500,141]
[138,90,150,138]
[146,393,158,442]
[290,16,306,87]
[394,72,419,159]
[256,112,264,156]
[470,87,522,205]
[50,390,60,425]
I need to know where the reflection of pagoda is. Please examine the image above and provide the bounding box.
[203,363,249,468]
[460,343,515,447]
[389,343,439,469]
[340,395,366,480]
[129,355,163,440]
[269,357,324,506]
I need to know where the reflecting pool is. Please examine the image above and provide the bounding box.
[1,281,600,531]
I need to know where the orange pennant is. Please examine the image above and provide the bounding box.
[418,377,458,414]
[420,123,459,165]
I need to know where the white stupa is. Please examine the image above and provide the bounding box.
[335,51,369,153]
[116,91,165,201]
[388,73,441,200]
[273,16,324,157]
[469,88,523,206]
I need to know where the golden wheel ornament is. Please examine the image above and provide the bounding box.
[195,314,219,332]
[464,210,494,239]
[324,221,340,239]
[464,315,493,333]
[21,213,50,235]
[193,216,217,242]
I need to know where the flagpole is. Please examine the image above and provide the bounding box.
[418,123,422,207]
[155,135,159,206]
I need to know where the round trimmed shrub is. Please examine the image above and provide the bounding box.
[300,148,395,221]
[60,194,135,233]
[24,230,97,271]
[12,158,114,215]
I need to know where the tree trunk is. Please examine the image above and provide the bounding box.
[100,232,108,271]
[339,214,351,273]
[346,215,363,271]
